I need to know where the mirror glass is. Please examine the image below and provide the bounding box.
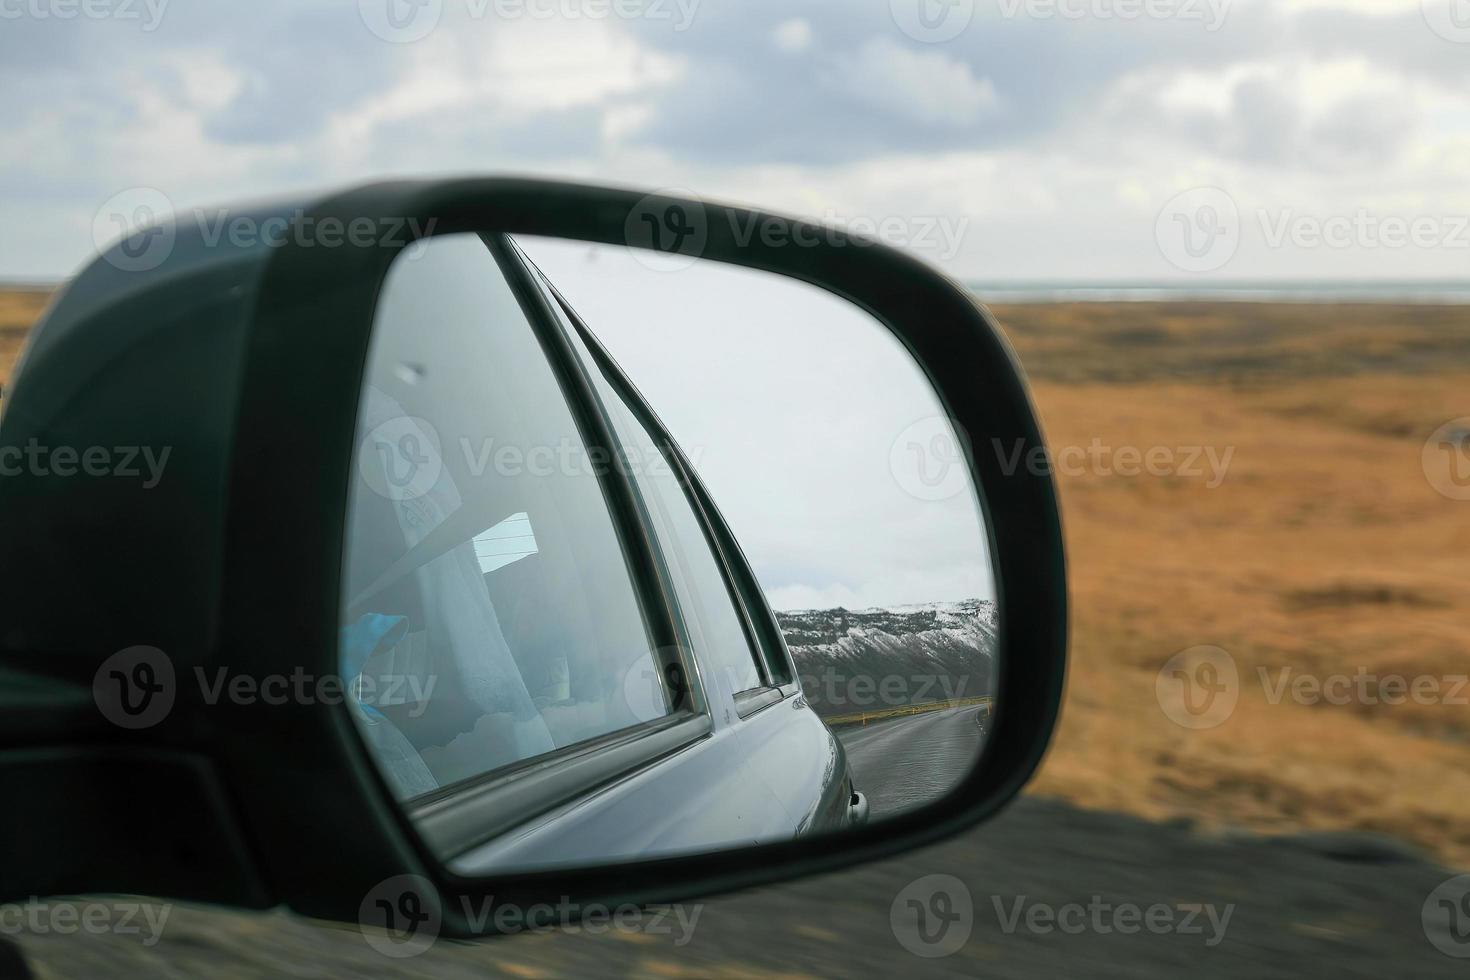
[340,231,999,875]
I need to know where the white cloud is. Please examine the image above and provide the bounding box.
[3,1,1470,281]
[772,17,813,53]
[825,37,1000,128]
[1264,0,1422,13]
[304,21,687,181]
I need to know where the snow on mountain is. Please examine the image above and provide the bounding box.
[773,599,997,719]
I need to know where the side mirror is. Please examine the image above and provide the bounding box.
[0,179,1066,941]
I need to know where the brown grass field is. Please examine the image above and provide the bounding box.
[992,301,1470,867]
[3,293,1468,866]
[0,289,48,391]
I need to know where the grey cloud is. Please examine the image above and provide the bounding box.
[0,0,1448,172]
[1295,7,1470,89]
[620,1,1274,165]
[364,104,610,170]
[0,2,407,145]
[1227,78,1303,165]
[1307,93,1418,172]
[1107,62,1418,173]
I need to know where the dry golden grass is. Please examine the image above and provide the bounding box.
[2,293,1467,864]
[0,289,49,389]
[990,302,1470,866]
[993,301,1470,384]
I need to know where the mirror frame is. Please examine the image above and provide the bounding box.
[212,177,1067,933]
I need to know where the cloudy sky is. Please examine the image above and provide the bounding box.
[518,235,995,612]
[4,0,1469,282]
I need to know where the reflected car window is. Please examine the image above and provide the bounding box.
[340,233,670,800]
[531,266,766,701]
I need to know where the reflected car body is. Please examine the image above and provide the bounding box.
[452,693,859,874]
[409,238,868,870]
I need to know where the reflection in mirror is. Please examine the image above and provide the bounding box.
[519,236,998,820]
[341,231,997,877]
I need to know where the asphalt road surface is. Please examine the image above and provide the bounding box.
[835,704,985,819]
[6,796,1466,978]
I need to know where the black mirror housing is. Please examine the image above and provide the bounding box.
[0,179,1067,934]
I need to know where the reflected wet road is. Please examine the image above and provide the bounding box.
[835,705,986,820]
